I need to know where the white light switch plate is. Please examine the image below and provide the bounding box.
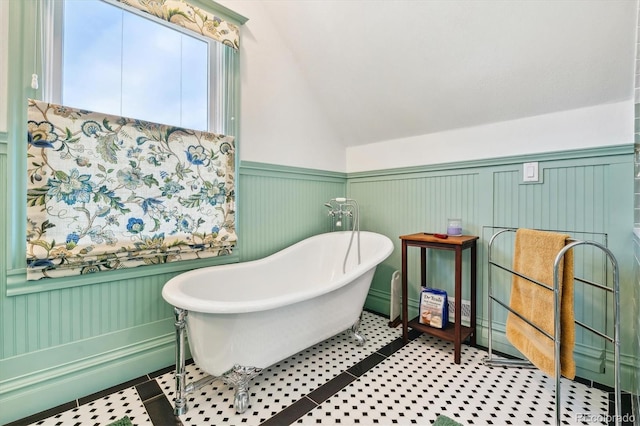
[523,162,539,182]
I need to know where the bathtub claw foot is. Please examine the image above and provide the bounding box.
[234,390,250,414]
[351,328,367,346]
[222,365,262,414]
[352,330,367,346]
[349,314,367,346]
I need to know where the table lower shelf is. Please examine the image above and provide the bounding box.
[407,317,474,342]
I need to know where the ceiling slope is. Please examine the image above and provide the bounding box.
[260,0,636,147]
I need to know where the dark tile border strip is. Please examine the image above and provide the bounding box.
[608,392,635,426]
[77,374,149,405]
[137,366,184,426]
[136,378,166,402]
[3,401,78,426]
[6,359,196,426]
[306,372,357,405]
[4,374,152,426]
[346,352,386,377]
[258,332,413,426]
[259,397,317,426]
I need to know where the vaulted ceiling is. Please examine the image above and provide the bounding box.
[258,0,636,147]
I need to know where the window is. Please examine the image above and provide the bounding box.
[51,0,224,132]
[14,0,242,284]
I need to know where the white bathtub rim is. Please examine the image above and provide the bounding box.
[165,262,375,314]
[162,231,393,314]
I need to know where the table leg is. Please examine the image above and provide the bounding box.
[420,247,427,288]
[470,242,477,346]
[454,246,462,364]
[402,241,408,343]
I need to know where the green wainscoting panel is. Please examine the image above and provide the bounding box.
[1,149,637,424]
[0,159,346,424]
[492,164,610,354]
[2,272,179,359]
[350,170,480,317]
[633,232,640,397]
[0,1,246,421]
[0,275,178,423]
[238,161,347,261]
[348,145,636,390]
[0,320,176,424]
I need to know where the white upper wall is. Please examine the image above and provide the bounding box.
[219,0,347,172]
[226,0,634,173]
[260,1,635,147]
[346,101,633,172]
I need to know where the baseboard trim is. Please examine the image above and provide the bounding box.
[0,328,175,424]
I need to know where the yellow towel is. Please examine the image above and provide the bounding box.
[505,229,575,379]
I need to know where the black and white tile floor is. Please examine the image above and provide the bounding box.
[10,311,631,426]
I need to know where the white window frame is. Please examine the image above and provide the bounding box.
[46,0,227,133]
[5,0,243,294]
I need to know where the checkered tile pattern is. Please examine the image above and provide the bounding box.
[31,387,152,426]
[154,311,402,425]
[297,335,608,425]
[20,311,614,426]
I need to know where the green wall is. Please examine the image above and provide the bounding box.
[1,142,637,424]
[632,224,639,402]
[238,162,347,261]
[0,153,347,424]
[351,145,636,391]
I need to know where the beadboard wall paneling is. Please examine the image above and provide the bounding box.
[1,150,636,423]
[238,161,347,261]
[0,146,10,355]
[493,165,607,232]
[492,165,610,354]
[348,148,634,390]
[633,232,640,398]
[1,273,175,359]
[0,319,175,425]
[349,171,479,314]
[0,161,345,424]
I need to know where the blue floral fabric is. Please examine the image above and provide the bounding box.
[115,0,241,50]
[26,99,236,280]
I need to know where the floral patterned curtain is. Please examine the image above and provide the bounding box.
[114,0,240,50]
[26,99,237,280]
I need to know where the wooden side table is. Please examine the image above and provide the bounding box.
[400,233,478,364]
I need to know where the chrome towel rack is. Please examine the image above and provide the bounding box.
[483,227,621,426]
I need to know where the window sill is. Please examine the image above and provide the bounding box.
[6,254,239,296]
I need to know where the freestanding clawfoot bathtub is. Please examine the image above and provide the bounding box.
[162,230,394,415]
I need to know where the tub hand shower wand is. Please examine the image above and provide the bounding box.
[325,197,360,273]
